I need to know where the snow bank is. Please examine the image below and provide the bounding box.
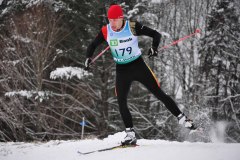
[1,132,240,160]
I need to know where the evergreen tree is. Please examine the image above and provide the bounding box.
[199,0,240,141]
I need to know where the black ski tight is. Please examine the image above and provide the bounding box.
[115,57,182,128]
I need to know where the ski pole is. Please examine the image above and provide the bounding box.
[89,29,200,65]
[159,29,201,50]
[90,46,110,65]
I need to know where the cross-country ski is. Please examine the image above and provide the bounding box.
[78,144,139,155]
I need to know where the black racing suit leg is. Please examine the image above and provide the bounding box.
[135,58,182,117]
[115,66,133,128]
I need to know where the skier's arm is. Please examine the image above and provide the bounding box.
[86,31,105,58]
[134,21,161,50]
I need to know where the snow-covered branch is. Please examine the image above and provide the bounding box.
[50,67,92,80]
[5,90,52,102]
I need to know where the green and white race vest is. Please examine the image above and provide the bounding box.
[106,20,141,64]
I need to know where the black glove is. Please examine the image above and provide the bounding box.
[84,58,92,70]
[148,47,158,58]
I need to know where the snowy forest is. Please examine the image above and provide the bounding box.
[0,0,239,143]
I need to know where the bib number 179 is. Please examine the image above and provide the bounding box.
[115,47,132,57]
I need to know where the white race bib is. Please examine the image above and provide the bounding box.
[107,21,141,64]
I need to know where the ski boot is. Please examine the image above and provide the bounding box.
[177,113,197,131]
[121,128,137,146]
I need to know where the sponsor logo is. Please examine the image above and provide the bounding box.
[110,39,118,46]
[114,52,141,62]
[119,38,132,43]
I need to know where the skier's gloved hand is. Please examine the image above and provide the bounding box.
[148,47,158,58]
[84,58,92,70]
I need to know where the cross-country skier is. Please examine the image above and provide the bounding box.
[85,4,197,145]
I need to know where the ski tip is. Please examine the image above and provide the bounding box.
[77,151,84,155]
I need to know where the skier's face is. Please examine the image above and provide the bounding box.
[109,18,124,32]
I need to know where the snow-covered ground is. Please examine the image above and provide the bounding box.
[1,132,240,160]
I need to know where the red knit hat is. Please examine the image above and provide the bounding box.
[107,5,124,19]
